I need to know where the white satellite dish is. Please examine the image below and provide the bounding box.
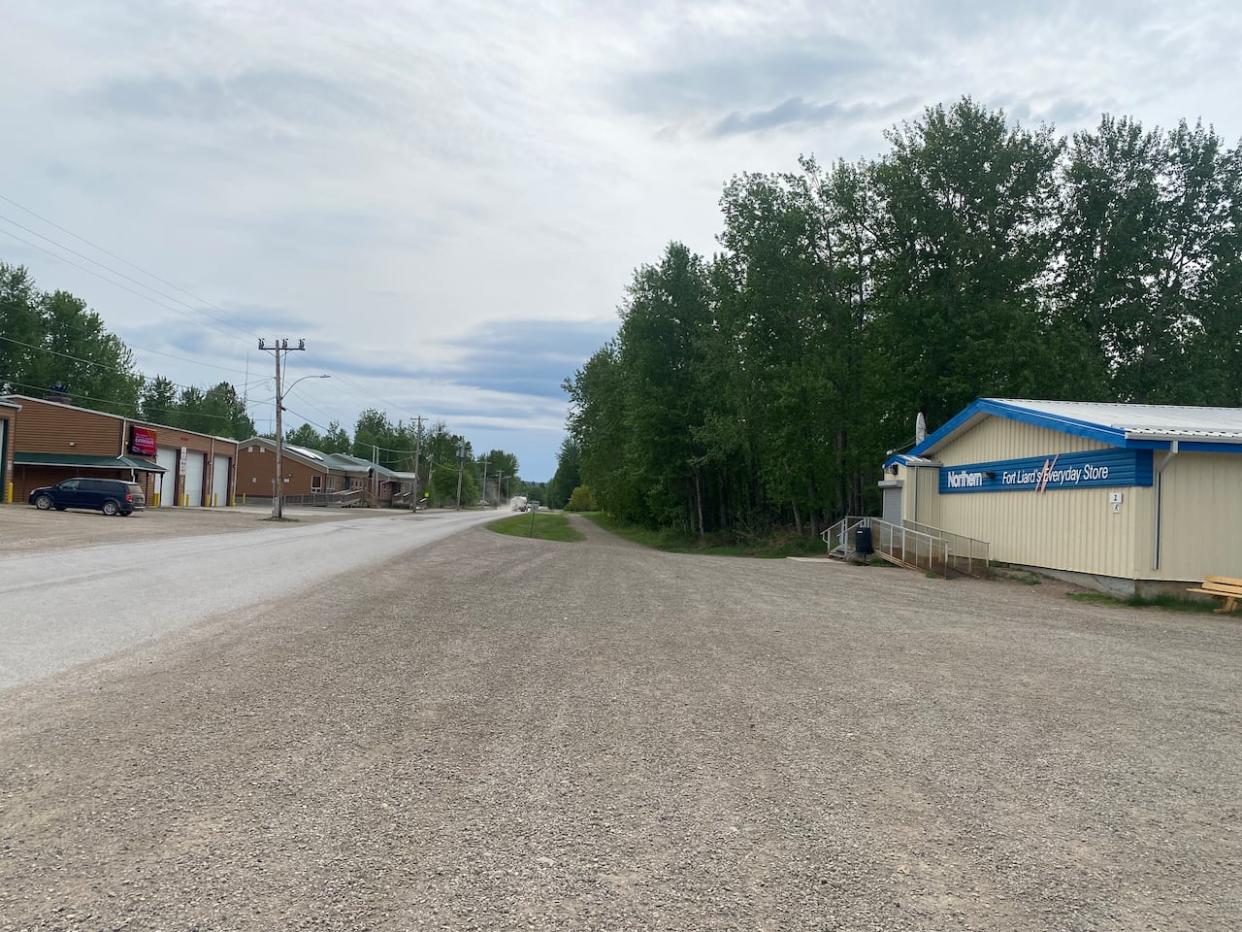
[915,412,927,444]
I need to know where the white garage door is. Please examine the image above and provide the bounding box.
[156,447,178,507]
[211,455,230,507]
[184,451,205,507]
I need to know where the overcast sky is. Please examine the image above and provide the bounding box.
[2,1,1239,478]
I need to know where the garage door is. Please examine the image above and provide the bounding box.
[184,451,205,507]
[211,455,231,507]
[156,447,178,507]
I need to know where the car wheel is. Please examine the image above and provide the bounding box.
[101,500,119,516]
[35,494,53,511]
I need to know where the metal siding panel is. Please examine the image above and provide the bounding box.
[937,416,1110,466]
[932,482,1136,578]
[1155,454,1242,580]
[11,398,121,457]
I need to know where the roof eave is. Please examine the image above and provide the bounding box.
[911,398,1128,458]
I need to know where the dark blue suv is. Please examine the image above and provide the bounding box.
[28,478,146,516]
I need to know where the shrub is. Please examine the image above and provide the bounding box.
[567,485,595,512]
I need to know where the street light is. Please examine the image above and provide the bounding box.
[273,373,330,519]
[283,374,331,401]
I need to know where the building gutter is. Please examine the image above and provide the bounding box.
[1152,441,1179,571]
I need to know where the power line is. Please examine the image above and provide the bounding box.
[127,344,251,377]
[0,227,253,348]
[0,196,262,341]
[0,334,248,397]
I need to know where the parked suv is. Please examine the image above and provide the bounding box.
[28,478,146,516]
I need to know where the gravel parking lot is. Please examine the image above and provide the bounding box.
[0,516,1239,930]
[0,502,400,555]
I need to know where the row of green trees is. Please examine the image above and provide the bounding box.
[1,263,259,437]
[561,99,1242,538]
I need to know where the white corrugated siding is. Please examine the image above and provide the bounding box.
[1152,454,1242,580]
[918,417,1138,578]
[936,416,1108,465]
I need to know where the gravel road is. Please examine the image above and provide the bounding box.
[0,503,398,556]
[1,516,1239,930]
[0,509,497,688]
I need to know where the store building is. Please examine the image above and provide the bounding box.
[3,394,239,507]
[884,398,1242,595]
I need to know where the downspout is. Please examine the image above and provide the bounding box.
[912,467,918,523]
[1152,441,1179,571]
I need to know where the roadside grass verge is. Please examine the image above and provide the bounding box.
[582,512,825,558]
[1068,591,1237,616]
[488,512,584,542]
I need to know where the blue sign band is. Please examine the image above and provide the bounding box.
[939,448,1153,494]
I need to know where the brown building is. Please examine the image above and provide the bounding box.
[3,395,239,507]
[1,398,19,503]
[236,438,365,500]
[236,439,415,506]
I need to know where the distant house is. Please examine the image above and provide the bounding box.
[235,439,416,506]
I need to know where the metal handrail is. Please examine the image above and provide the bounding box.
[822,515,989,578]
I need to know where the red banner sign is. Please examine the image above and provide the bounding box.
[130,425,157,456]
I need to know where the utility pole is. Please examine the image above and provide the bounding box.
[258,338,305,519]
[455,442,466,510]
[480,456,489,507]
[495,472,506,509]
[410,416,423,512]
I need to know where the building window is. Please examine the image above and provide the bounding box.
[311,475,322,491]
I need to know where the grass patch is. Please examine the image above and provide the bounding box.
[582,512,826,559]
[1068,591,1233,615]
[488,512,584,542]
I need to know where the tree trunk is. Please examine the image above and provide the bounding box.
[835,429,848,517]
[792,501,802,536]
[694,470,705,541]
[808,477,819,537]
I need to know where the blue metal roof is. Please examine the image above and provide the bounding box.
[905,398,1242,461]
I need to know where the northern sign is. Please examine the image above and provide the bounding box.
[939,448,1153,494]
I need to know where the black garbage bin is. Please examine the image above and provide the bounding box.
[854,525,874,555]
